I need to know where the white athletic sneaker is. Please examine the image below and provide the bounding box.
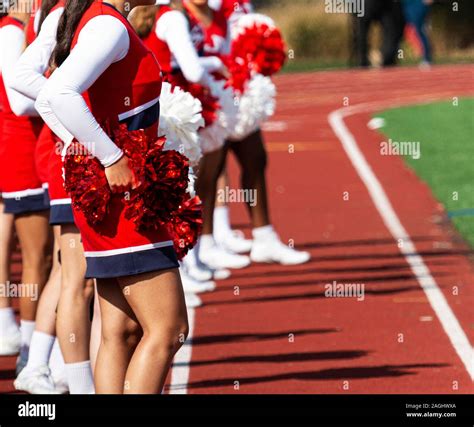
[14,366,61,394]
[215,230,253,254]
[183,257,231,282]
[51,370,69,394]
[180,268,216,294]
[0,329,21,356]
[199,244,250,270]
[250,232,311,265]
[184,293,202,308]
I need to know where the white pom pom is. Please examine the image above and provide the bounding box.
[229,74,276,141]
[232,13,276,40]
[199,78,239,154]
[159,82,205,166]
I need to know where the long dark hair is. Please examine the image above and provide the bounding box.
[38,0,60,32]
[51,0,94,67]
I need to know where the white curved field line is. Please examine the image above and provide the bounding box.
[328,96,474,380]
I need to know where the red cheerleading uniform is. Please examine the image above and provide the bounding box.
[0,17,46,214]
[183,2,228,57]
[0,16,4,169]
[31,1,72,224]
[67,1,178,278]
[144,5,227,128]
[142,6,175,77]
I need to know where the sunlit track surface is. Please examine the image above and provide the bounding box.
[2,65,473,394]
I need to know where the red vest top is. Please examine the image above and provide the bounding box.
[183,2,228,57]
[71,1,162,138]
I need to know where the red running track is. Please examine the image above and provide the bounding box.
[1,65,473,394]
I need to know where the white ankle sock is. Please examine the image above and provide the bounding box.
[19,320,36,360]
[213,206,232,236]
[25,331,55,369]
[252,225,275,241]
[49,339,65,376]
[0,307,18,334]
[65,361,95,394]
[184,247,198,268]
[199,234,216,251]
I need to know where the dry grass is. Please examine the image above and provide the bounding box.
[257,0,474,68]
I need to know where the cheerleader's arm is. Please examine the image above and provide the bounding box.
[36,15,129,168]
[2,25,39,116]
[157,10,212,85]
[11,7,64,100]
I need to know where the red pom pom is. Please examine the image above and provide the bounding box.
[231,23,287,78]
[223,56,251,94]
[63,143,110,226]
[64,125,202,260]
[168,196,203,260]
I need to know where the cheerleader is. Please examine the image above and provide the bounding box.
[10,0,95,394]
[0,9,21,358]
[0,204,17,357]
[211,0,311,265]
[179,0,251,270]
[141,0,249,276]
[0,0,53,375]
[36,0,189,394]
[129,3,218,307]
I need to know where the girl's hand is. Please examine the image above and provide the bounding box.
[104,155,140,193]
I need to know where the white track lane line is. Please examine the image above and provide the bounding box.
[329,103,474,380]
[169,307,195,394]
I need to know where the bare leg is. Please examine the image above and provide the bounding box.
[215,171,228,208]
[119,269,188,394]
[57,224,94,363]
[33,226,61,335]
[14,211,52,321]
[229,130,271,228]
[0,201,14,309]
[195,148,227,235]
[89,282,102,375]
[95,278,141,394]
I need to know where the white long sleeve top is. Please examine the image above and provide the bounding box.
[35,15,129,167]
[0,21,39,116]
[155,10,224,84]
[10,7,64,100]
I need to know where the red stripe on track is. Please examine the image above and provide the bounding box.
[2,65,473,394]
[180,65,474,394]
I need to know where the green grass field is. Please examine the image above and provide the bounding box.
[377,98,474,247]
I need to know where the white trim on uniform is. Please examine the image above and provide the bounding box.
[117,96,160,121]
[84,241,174,258]
[42,183,49,189]
[1,188,45,199]
[50,198,72,206]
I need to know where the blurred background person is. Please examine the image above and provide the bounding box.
[402,0,433,67]
[353,0,405,67]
